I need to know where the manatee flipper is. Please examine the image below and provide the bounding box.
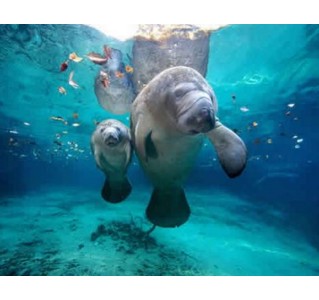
[134,115,152,161]
[101,177,132,203]
[145,131,158,159]
[146,187,190,228]
[206,121,247,178]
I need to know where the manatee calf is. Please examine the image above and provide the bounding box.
[132,24,211,94]
[91,119,132,203]
[94,48,135,114]
[131,66,247,228]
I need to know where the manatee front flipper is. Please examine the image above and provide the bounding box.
[146,187,190,228]
[206,121,247,178]
[134,115,155,161]
[101,176,132,203]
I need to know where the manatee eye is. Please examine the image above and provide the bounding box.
[174,88,186,98]
[99,127,105,133]
[174,83,198,98]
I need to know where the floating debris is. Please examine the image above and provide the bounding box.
[287,103,295,108]
[297,138,303,143]
[115,71,125,78]
[72,123,80,127]
[62,131,68,134]
[240,106,249,112]
[267,138,273,144]
[232,95,236,101]
[19,154,27,158]
[58,86,67,95]
[125,65,134,73]
[23,122,31,126]
[100,70,110,88]
[103,45,112,60]
[69,52,83,63]
[72,112,79,119]
[50,116,68,125]
[60,60,69,72]
[295,144,300,149]
[68,71,80,89]
[252,121,258,127]
[86,52,108,65]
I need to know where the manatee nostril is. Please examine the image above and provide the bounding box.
[196,108,215,132]
[105,134,119,146]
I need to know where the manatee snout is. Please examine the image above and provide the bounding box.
[190,106,215,134]
[182,97,216,134]
[102,128,121,147]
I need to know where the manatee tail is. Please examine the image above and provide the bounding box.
[101,177,132,203]
[146,187,190,228]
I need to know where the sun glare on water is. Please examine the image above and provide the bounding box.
[88,24,227,41]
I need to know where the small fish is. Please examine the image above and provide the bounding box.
[72,123,80,127]
[287,103,295,108]
[23,122,31,126]
[69,52,83,63]
[72,112,79,119]
[232,95,236,100]
[62,131,68,134]
[9,130,18,134]
[100,70,110,88]
[115,71,125,78]
[292,135,298,139]
[297,138,303,143]
[285,111,291,116]
[252,121,258,127]
[50,116,68,125]
[267,138,273,144]
[8,137,15,145]
[58,86,67,95]
[295,144,300,149]
[86,52,108,65]
[254,138,261,144]
[60,60,69,72]
[125,65,134,73]
[68,71,80,89]
[54,140,62,146]
[103,45,112,60]
[240,106,249,112]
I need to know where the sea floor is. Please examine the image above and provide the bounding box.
[0,186,318,276]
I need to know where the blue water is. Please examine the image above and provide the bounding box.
[0,24,319,275]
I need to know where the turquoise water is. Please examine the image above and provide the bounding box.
[0,24,319,275]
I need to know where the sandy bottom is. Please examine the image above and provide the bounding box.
[0,186,318,276]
